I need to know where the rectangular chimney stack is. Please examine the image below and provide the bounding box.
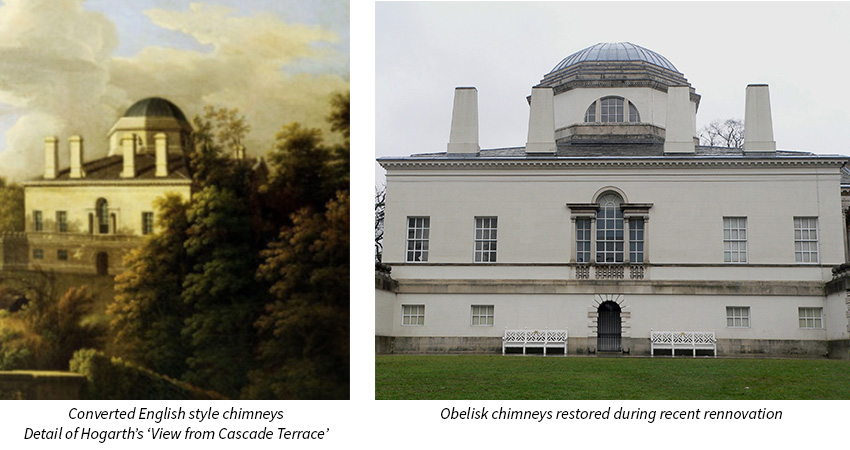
[663,86,696,154]
[120,135,136,178]
[69,135,85,178]
[743,84,776,152]
[155,133,168,177]
[447,87,479,154]
[44,137,58,179]
[525,87,556,154]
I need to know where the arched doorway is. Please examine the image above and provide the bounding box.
[96,252,109,275]
[597,301,622,352]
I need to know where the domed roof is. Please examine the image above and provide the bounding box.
[123,97,188,122]
[550,42,679,74]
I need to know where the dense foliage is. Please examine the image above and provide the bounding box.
[0,273,103,371]
[70,348,224,400]
[105,92,350,399]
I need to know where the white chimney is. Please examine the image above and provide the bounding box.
[447,87,479,154]
[120,135,136,178]
[743,84,776,152]
[69,135,85,179]
[525,87,556,154]
[663,86,696,154]
[44,137,58,179]
[234,144,246,160]
[155,133,168,177]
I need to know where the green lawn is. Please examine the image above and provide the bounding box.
[376,355,850,400]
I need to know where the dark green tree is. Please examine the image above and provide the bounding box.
[249,191,349,399]
[180,184,265,398]
[107,194,191,378]
[246,91,350,399]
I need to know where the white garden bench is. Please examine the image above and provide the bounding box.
[650,330,716,357]
[502,328,568,356]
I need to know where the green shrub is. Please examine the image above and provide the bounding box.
[69,348,225,400]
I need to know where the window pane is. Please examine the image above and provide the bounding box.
[474,216,497,263]
[723,217,747,264]
[406,217,430,262]
[794,217,818,264]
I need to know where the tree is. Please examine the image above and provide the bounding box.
[699,118,745,148]
[0,176,24,233]
[179,104,268,398]
[375,184,386,263]
[180,184,265,398]
[189,106,251,189]
[247,91,350,399]
[0,271,102,370]
[107,194,191,378]
[249,191,349,399]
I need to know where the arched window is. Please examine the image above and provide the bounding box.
[96,198,109,234]
[583,96,640,123]
[596,193,624,263]
[570,189,651,276]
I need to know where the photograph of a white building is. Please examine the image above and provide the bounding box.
[376,39,850,359]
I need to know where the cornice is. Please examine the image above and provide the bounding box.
[22,179,193,188]
[379,157,847,170]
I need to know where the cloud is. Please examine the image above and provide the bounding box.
[0,1,349,180]
[0,0,120,179]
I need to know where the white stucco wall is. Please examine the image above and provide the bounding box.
[552,87,692,130]
[383,163,845,281]
[25,182,191,235]
[383,292,831,342]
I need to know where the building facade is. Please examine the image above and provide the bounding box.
[1,97,193,276]
[376,42,850,358]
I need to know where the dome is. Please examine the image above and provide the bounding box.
[550,42,679,74]
[122,97,188,122]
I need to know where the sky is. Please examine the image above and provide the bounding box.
[0,0,349,180]
[376,1,850,184]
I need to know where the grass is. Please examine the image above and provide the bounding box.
[376,355,850,400]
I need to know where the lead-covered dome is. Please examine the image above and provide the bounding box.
[550,42,678,74]
[108,97,192,157]
[123,97,188,122]
[538,42,694,97]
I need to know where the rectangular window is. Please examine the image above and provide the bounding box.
[726,306,750,328]
[402,304,425,326]
[576,218,591,263]
[57,249,68,261]
[406,217,430,262]
[471,305,494,326]
[629,218,645,263]
[33,249,43,260]
[794,217,818,263]
[600,97,624,123]
[142,212,154,235]
[474,217,497,262]
[34,210,43,232]
[723,217,747,263]
[56,211,67,232]
[798,307,823,329]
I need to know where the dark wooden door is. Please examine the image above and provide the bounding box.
[96,252,109,275]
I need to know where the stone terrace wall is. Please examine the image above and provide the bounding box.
[0,371,86,399]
